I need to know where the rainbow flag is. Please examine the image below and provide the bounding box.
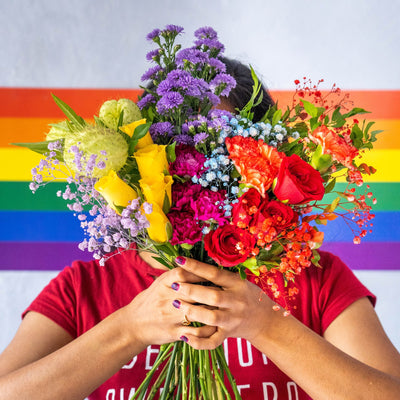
[1,88,399,271]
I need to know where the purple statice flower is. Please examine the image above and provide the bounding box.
[156,78,174,96]
[195,38,225,52]
[156,91,184,114]
[194,26,218,40]
[194,132,209,145]
[209,73,236,96]
[146,28,161,41]
[137,94,155,109]
[205,92,220,106]
[141,65,163,82]
[174,134,194,146]
[146,48,161,61]
[149,121,174,140]
[185,77,208,98]
[47,140,62,151]
[208,57,226,73]
[175,48,209,68]
[169,144,207,178]
[157,70,195,96]
[208,108,233,119]
[163,25,184,35]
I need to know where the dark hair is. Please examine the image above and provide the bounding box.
[221,57,275,121]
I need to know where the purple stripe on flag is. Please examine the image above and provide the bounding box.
[0,241,399,271]
[321,242,400,270]
[0,242,92,271]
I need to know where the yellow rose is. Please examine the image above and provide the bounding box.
[120,119,153,150]
[120,118,147,137]
[134,144,169,179]
[94,170,138,212]
[140,174,173,210]
[145,202,172,243]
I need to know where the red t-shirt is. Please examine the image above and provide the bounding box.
[24,250,375,400]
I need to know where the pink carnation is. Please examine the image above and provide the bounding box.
[168,210,203,245]
[172,182,202,211]
[170,144,207,178]
[191,188,228,225]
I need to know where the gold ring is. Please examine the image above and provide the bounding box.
[182,315,191,326]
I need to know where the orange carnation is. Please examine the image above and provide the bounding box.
[226,136,284,196]
[309,125,358,168]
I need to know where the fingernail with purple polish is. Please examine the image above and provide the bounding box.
[180,335,188,343]
[175,256,186,266]
[172,299,181,309]
[171,282,180,291]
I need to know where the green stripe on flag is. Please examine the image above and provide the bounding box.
[0,181,399,211]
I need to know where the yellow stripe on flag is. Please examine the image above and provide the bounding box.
[0,148,68,181]
[0,148,399,182]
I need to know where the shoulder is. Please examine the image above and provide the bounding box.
[285,250,375,334]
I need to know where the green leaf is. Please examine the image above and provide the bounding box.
[51,94,86,129]
[350,124,364,148]
[94,116,106,128]
[113,204,124,214]
[166,142,176,163]
[128,122,152,155]
[301,99,318,118]
[281,106,291,122]
[332,107,346,128]
[311,250,321,267]
[162,191,171,214]
[309,117,320,131]
[370,129,383,142]
[132,122,152,141]
[271,109,282,127]
[240,65,263,120]
[239,268,247,280]
[12,140,64,162]
[116,109,124,130]
[152,256,173,270]
[154,242,178,257]
[342,107,370,119]
[324,178,336,194]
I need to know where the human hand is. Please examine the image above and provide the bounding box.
[123,257,217,351]
[169,256,279,350]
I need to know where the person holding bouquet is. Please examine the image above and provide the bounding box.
[1,26,400,400]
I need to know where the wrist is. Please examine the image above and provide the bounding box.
[114,305,148,357]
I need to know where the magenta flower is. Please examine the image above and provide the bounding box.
[170,144,207,178]
[191,188,228,225]
[168,210,203,245]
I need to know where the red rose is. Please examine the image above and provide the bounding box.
[273,154,325,204]
[204,224,256,267]
[251,199,298,233]
[231,188,262,228]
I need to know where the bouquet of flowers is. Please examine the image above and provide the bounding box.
[16,25,379,399]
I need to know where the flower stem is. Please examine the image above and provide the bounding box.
[215,346,242,400]
[131,343,173,400]
[181,341,189,400]
[210,349,231,399]
[159,342,180,400]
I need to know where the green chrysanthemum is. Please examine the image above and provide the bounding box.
[99,98,142,131]
[46,120,70,141]
[63,126,128,178]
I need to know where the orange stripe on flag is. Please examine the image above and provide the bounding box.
[0,88,142,118]
[0,88,399,119]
